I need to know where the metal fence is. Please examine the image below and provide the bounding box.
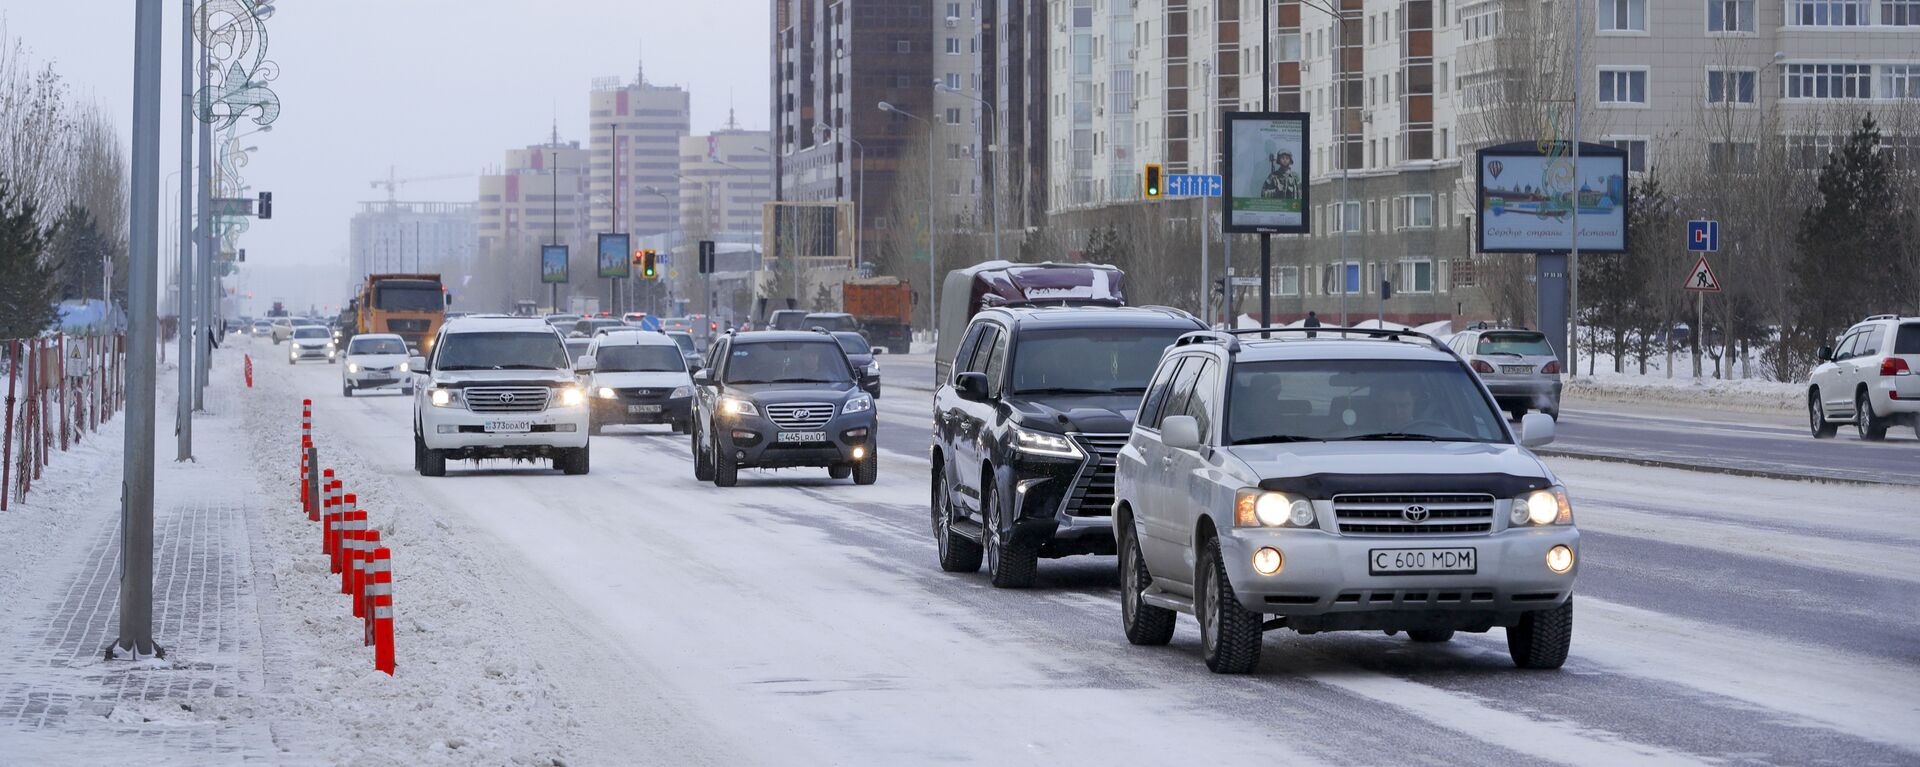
[3,333,127,511]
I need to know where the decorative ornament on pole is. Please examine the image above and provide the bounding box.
[192,0,281,132]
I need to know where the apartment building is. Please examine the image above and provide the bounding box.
[982,0,1050,227]
[348,202,477,281]
[476,140,592,265]
[933,0,987,230]
[588,68,692,238]
[678,126,775,237]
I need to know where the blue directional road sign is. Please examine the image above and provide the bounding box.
[1165,174,1223,198]
[1687,220,1719,252]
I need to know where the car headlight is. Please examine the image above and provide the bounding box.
[720,396,758,416]
[347,363,360,373]
[1235,489,1316,528]
[558,386,586,407]
[670,385,694,399]
[1512,486,1574,526]
[429,388,459,408]
[399,362,410,373]
[1009,424,1082,458]
[867,361,881,374]
[597,387,618,399]
[842,394,873,414]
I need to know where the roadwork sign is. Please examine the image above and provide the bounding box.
[1683,255,1721,292]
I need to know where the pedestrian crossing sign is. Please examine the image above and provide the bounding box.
[1683,255,1721,292]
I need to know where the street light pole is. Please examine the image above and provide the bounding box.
[879,101,937,346]
[113,0,165,661]
[195,0,215,411]
[174,0,194,458]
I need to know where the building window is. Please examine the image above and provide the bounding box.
[1707,69,1756,104]
[1598,0,1646,31]
[1323,262,1361,294]
[1888,0,1920,24]
[1332,200,1362,232]
[1277,32,1302,62]
[946,37,961,54]
[946,108,962,124]
[896,40,913,53]
[1881,64,1920,99]
[1708,142,1756,173]
[1276,266,1300,296]
[1599,69,1647,104]
[1707,0,1755,31]
[1603,138,1649,173]
[1399,259,1434,294]
[1403,194,1434,229]
[1789,0,1868,25]
[945,73,961,90]
[1784,63,1873,99]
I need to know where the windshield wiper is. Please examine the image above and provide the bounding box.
[769,377,839,383]
[1341,432,1470,442]
[1232,435,1322,445]
[1483,351,1524,358]
[1015,387,1116,395]
[492,363,560,370]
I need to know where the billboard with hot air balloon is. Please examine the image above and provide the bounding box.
[1476,142,1629,254]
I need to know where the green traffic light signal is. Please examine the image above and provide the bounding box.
[1143,163,1162,198]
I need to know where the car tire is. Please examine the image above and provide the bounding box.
[1407,629,1456,643]
[828,464,852,479]
[559,446,590,475]
[713,442,739,487]
[1508,406,1526,422]
[932,465,982,573]
[1507,597,1573,670]
[691,424,715,481]
[1197,536,1263,674]
[412,431,423,473]
[1119,520,1175,646]
[853,446,879,486]
[984,479,1036,589]
[419,442,447,478]
[1856,391,1889,441]
[1809,390,1838,438]
[287,355,295,365]
[342,383,353,398]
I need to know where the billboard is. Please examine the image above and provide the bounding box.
[597,233,632,279]
[540,244,568,284]
[1223,111,1311,234]
[1476,142,1629,254]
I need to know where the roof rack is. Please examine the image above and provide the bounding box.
[1177,326,1452,356]
[1864,314,1905,322]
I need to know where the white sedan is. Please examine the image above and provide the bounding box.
[339,334,414,396]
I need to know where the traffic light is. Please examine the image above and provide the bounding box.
[1143,164,1162,198]
[641,249,658,279]
[698,240,716,274]
[257,191,273,219]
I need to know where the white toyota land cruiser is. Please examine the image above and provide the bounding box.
[411,317,591,476]
[1114,327,1578,673]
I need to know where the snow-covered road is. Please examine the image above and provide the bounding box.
[272,351,1920,765]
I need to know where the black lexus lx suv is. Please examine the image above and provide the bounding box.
[690,330,879,487]
[929,305,1203,588]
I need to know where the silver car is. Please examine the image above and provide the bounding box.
[1114,327,1578,673]
[1808,314,1920,440]
[1449,326,1562,420]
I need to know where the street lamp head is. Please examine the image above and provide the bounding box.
[877,101,895,113]
[252,2,276,20]
[931,78,944,88]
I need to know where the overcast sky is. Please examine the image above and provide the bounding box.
[1,1,769,311]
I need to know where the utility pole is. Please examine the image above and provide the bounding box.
[1200,59,1212,326]
[113,0,164,660]
[174,0,193,459]
[195,0,214,411]
[1258,0,1272,335]
[1568,10,1585,378]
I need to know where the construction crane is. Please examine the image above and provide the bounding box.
[371,166,472,202]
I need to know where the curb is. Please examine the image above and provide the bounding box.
[1535,448,1908,487]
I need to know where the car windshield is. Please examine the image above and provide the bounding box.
[434,332,569,371]
[1227,359,1508,444]
[349,338,407,355]
[564,340,592,363]
[725,341,851,384]
[374,283,443,312]
[666,334,695,353]
[293,327,329,339]
[833,332,870,354]
[596,345,686,373]
[769,312,807,330]
[807,315,858,332]
[1477,332,1553,357]
[545,316,578,326]
[1010,328,1186,394]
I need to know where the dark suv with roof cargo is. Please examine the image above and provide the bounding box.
[929,305,1204,588]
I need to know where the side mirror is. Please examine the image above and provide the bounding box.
[575,354,596,372]
[693,368,715,386]
[1519,413,1556,448]
[408,355,428,373]
[1816,345,1833,362]
[1161,415,1202,451]
[955,372,990,401]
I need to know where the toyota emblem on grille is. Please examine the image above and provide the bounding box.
[1402,505,1430,523]
[499,392,516,403]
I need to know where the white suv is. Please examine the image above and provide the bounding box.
[410,317,591,476]
[1114,327,1579,673]
[1808,315,1920,440]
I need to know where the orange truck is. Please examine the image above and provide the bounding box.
[353,273,448,353]
[842,277,913,354]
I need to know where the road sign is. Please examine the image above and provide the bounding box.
[1229,276,1260,287]
[1684,255,1721,292]
[1687,220,1718,252]
[210,197,255,217]
[1166,174,1223,198]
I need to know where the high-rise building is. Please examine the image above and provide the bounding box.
[771,0,934,267]
[589,66,692,238]
[476,139,591,269]
[679,124,774,237]
[348,202,478,280]
[980,0,1050,229]
[932,0,986,230]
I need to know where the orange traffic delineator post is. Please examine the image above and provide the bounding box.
[299,400,312,507]
[351,529,379,619]
[340,511,367,595]
[326,487,348,569]
[370,546,395,675]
